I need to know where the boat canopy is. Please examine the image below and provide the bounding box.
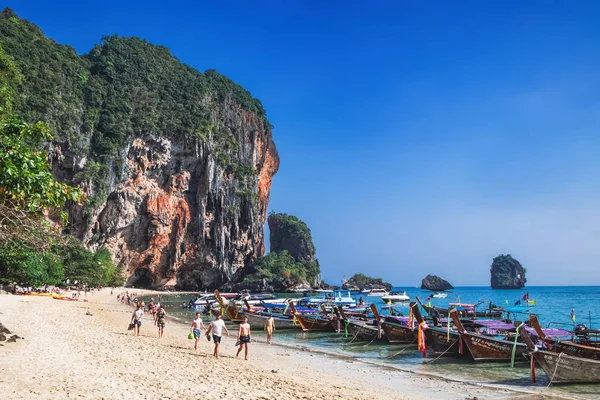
[471,320,571,337]
[523,326,571,337]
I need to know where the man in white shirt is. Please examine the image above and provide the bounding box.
[130,305,144,336]
[205,311,229,358]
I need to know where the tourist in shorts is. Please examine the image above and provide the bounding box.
[264,314,275,344]
[190,312,206,353]
[205,311,229,358]
[131,305,144,336]
[236,316,251,360]
[156,305,166,338]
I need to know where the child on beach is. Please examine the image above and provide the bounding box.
[236,316,251,360]
[131,305,144,336]
[205,312,229,358]
[156,305,166,338]
[264,314,275,344]
[190,312,206,353]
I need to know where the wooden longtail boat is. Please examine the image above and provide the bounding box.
[242,311,300,330]
[216,290,300,329]
[527,315,598,359]
[425,327,463,357]
[337,305,384,342]
[380,302,419,344]
[519,325,600,384]
[416,296,503,319]
[555,341,600,359]
[450,309,528,362]
[289,302,334,332]
[214,290,245,322]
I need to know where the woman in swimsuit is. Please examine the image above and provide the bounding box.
[156,305,166,338]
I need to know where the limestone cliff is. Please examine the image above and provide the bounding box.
[490,254,527,289]
[232,213,320,292]
[0,9,279,289]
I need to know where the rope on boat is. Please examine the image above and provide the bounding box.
[346,324,361,344]
[407,339,458,371]
[547,352,563,387]
[362,329,379,347]
[385,337,417,359]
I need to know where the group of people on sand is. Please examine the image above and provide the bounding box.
[127,296,166,337]
[122,293,276,360]
[117,291,141,306]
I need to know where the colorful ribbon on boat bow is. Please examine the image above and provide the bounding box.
[446,310,451,342]
[511,321,525,368]
[418,321,428,357]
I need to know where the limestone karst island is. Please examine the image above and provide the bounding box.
[1,4,599,400]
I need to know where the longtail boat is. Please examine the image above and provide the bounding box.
[380,302,420,344]
[242,311,300,330]
[214,290,244,322]
[526,315,595,359]
[289,302,335,332]
[425,326,463,357]
[416,296,503,319]
[450,309,528,362]
[337,305,385,342]
[519,325,600,384]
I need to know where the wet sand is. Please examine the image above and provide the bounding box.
[0,289,572,399]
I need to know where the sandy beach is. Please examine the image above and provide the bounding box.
[0,289,574,400]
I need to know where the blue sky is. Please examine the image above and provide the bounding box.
[8,1,600,285]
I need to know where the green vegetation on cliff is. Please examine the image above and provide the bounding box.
[345,273,392,291]
[268,213,315,262]
[0,21,121,288]
[239,250,318,291]
[237,213,320,291]
[490,254,527,289]
[0,9,276,289]
[0,7,270,207]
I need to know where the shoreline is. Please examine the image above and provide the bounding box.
[0,288,586,399]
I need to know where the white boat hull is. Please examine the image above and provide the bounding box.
[382,296,409,303]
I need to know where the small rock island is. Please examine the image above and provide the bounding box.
[343,273,392,291]
[490,254,527,289]
[421,274,453,291]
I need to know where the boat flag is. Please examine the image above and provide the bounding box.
[514,299,521,306]
[570,308,576,322]
[522,292,529,301]
[527,299,536,306]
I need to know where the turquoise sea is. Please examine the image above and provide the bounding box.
[143,286,600,399]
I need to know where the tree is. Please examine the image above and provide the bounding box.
[0,118,84,251]
[0,241,63,286]
[0,40,84,251]
[0,39,86,285]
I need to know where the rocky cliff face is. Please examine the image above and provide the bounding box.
[490,254,526,289]
[421,274,453,291]
[267,213,320,287]
[268,214,316,264]
[84,115,278,289]
[0,10,279,289]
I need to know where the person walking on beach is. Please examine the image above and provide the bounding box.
[156,304,166,338]
[264,314,275,344]
[190,312,206,353]
[131,305,144,336]
[205,312,229,358]
[236,316,251,360]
